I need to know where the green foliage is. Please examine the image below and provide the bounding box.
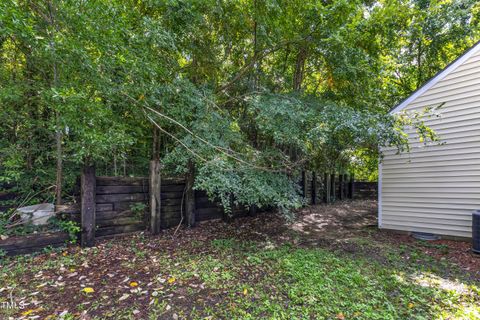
[195,160,303,216]
[0,0,478,216]
[0,249,6,260]
[49,217,80,243]
[129,202,147,219]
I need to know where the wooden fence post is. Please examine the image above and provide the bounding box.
[330,173,336,202]
[249,204,257,217]
[185,161,196,228]
[343,174,350,199]
[349,174,355,199]
[324,173,331,204]
[311,171,317,205]
[81,165,96,247]
[149,160,161,234]
[339,174,344,200]
[301,171,308,202]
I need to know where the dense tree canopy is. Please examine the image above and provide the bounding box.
[1,0,479,213]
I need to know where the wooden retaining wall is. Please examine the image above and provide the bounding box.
[353,181,378,200]
[0,232,69,256]
[95,176,149,237]
[0,173,378,255]
[78,175,250,243]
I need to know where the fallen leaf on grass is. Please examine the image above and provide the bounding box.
[119,294,130,301]
[59,310,69,317]
[82,287,95,293]
[22,308,41,316]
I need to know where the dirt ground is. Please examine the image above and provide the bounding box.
[149,199,480,279]
[2,200,480,319]
[290,200,480,278]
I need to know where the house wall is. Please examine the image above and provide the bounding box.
[380,48,480,238]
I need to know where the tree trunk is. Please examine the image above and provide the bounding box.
[293,46,308,91]
[81,165,96,247]
[150,125,162,234]
[185,160,196,228]
[149,160,161,234]
[252,0,260,90]
[152,126,160,161]
[55,126,62,205]
[47,1,62,206]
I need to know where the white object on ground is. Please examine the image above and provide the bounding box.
[16,203,55,226]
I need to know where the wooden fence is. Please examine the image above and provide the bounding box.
[79,169,251,246]
[300,172,359,204]
[0,232,69,256]
[353,181,378,200]
[0,169,378,254]
[77,170,376,246]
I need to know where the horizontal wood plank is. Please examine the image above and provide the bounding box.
[96,210,137,220]
[96,203,114,212]
[162,184,186,192]
[0,232,69,252]
[96,223,145,237]
[96,176,148,186]
[96,193,147,204]
[96,185,148,195]
[96,217,144,227]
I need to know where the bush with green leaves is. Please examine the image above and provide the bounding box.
[0,0,476,218]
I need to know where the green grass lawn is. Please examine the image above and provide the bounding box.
[1,232,479,319]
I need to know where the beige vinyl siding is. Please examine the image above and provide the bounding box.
[380,49,480,238]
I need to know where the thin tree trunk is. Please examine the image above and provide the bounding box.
[416,39,423,88]
[293,46,308,91]
[150,125,161,234]
[48,1,62,206]
[149,160,161,234]
[152,126,159,161]
[252,0,261,90]
[55,121,62,205]
[185,160,196,228]
[113,154,117,176]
